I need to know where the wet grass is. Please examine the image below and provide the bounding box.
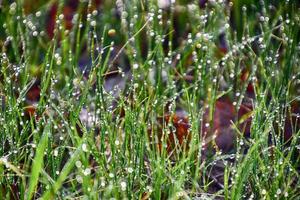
[0,0,300,199]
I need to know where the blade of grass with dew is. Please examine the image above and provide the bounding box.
[231,123,272,200]
[26,123,50,200]
[41,140,83,199]
[0,157,24,178]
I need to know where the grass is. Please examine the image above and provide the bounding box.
[0,0,300,199]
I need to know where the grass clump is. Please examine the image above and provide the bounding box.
[0,0,300,199]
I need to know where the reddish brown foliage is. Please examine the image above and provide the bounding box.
[149,114,191,154]
[164,114,191,152]
[24,105,37,117]
[202,98,236,152]
[153,97,254,154]
[26,84,40,102]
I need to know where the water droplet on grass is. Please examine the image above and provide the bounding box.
[75,161,82,168]
[76,175,83,183]
[83,168,91,176]
[120,181,127,191]
[82,143,88,152]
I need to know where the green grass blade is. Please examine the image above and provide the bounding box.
[41,141,83,199]
[26,124,50,200]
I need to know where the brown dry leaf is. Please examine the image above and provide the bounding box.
[24,105,37,117]
[164,114,191,152]
[203,97,254,152]
[26,83,40,103]
[141,192,151,200]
